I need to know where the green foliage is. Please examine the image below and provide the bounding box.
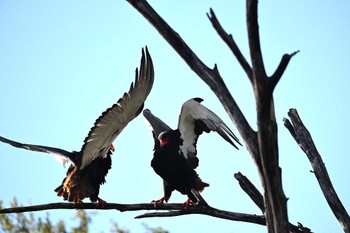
[0,198,68,233]
[143,224,169,233]
[0,198,168,233]
[72,210,90,233]
[110,221,130,233]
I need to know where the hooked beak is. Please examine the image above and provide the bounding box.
[109,144,115,152]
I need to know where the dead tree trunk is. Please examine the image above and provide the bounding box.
[127,0,298,232]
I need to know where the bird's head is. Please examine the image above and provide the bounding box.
[158,130,183,147]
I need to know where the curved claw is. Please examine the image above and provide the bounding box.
[152,197,167,208]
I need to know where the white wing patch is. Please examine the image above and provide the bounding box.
[178,98,241,160]
[79,47,154,169]
[52,154,71,167]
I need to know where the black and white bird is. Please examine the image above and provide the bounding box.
[0,47,154,204]
[143,97,242,208]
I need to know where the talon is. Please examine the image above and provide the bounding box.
[152,197,167,208]
[95,197,107,207]
[109,144,115,152]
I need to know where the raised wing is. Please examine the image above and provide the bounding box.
[177,98,242,167]
[80,47,154,169]
[143,109,173,150]
[0,135,76,167]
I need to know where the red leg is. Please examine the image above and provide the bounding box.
[182,198,192,209]
[152,196,169,208]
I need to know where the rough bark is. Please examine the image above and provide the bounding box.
[284,108,350,233]
[0,201,310,232]
[127,0,299,232]
[234,172,312,233]
[0,202,266,226]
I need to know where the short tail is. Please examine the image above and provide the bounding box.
[195,177,209,192]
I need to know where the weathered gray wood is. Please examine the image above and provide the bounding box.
[284,108,350,233]
[235,172,265,212]
[234,172,312,233]
[127,1,297,232]
[0,202,266,226]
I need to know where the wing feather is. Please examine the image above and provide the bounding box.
[143,109,172,136]
[143,108,173,151]
[178,98,242,163]
[0,135,75,167]
[80,47,154,169]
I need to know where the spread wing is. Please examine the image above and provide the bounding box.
[0,135,76,167]
[177,98,242,168]
[79,47,154,169]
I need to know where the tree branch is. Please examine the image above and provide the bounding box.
[207,8,253,84]
[246,0,266,82]
[284,108,350,233]
[0,198,311,232]
[0,202,168,214]
[234,172,313,233]
[0,202,266,226]
[127,0,259,165]
[135,204,266,225]
[234,172,264,212]
[128,1,294,232]
[245,0,290,232]
[269,51,300,91]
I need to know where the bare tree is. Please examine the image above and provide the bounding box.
[126,0,296,232]
[1,1,349,233]
[124,0,349,232]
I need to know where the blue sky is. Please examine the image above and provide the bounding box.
[1,1,350,232]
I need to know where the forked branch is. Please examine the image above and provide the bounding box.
[127,0,259,163]
[127,1,296,232]
[207,8,253,84]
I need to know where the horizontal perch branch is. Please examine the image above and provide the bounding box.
[0,202,164,213]
[0,202,264,226]
[135,203,265,225]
